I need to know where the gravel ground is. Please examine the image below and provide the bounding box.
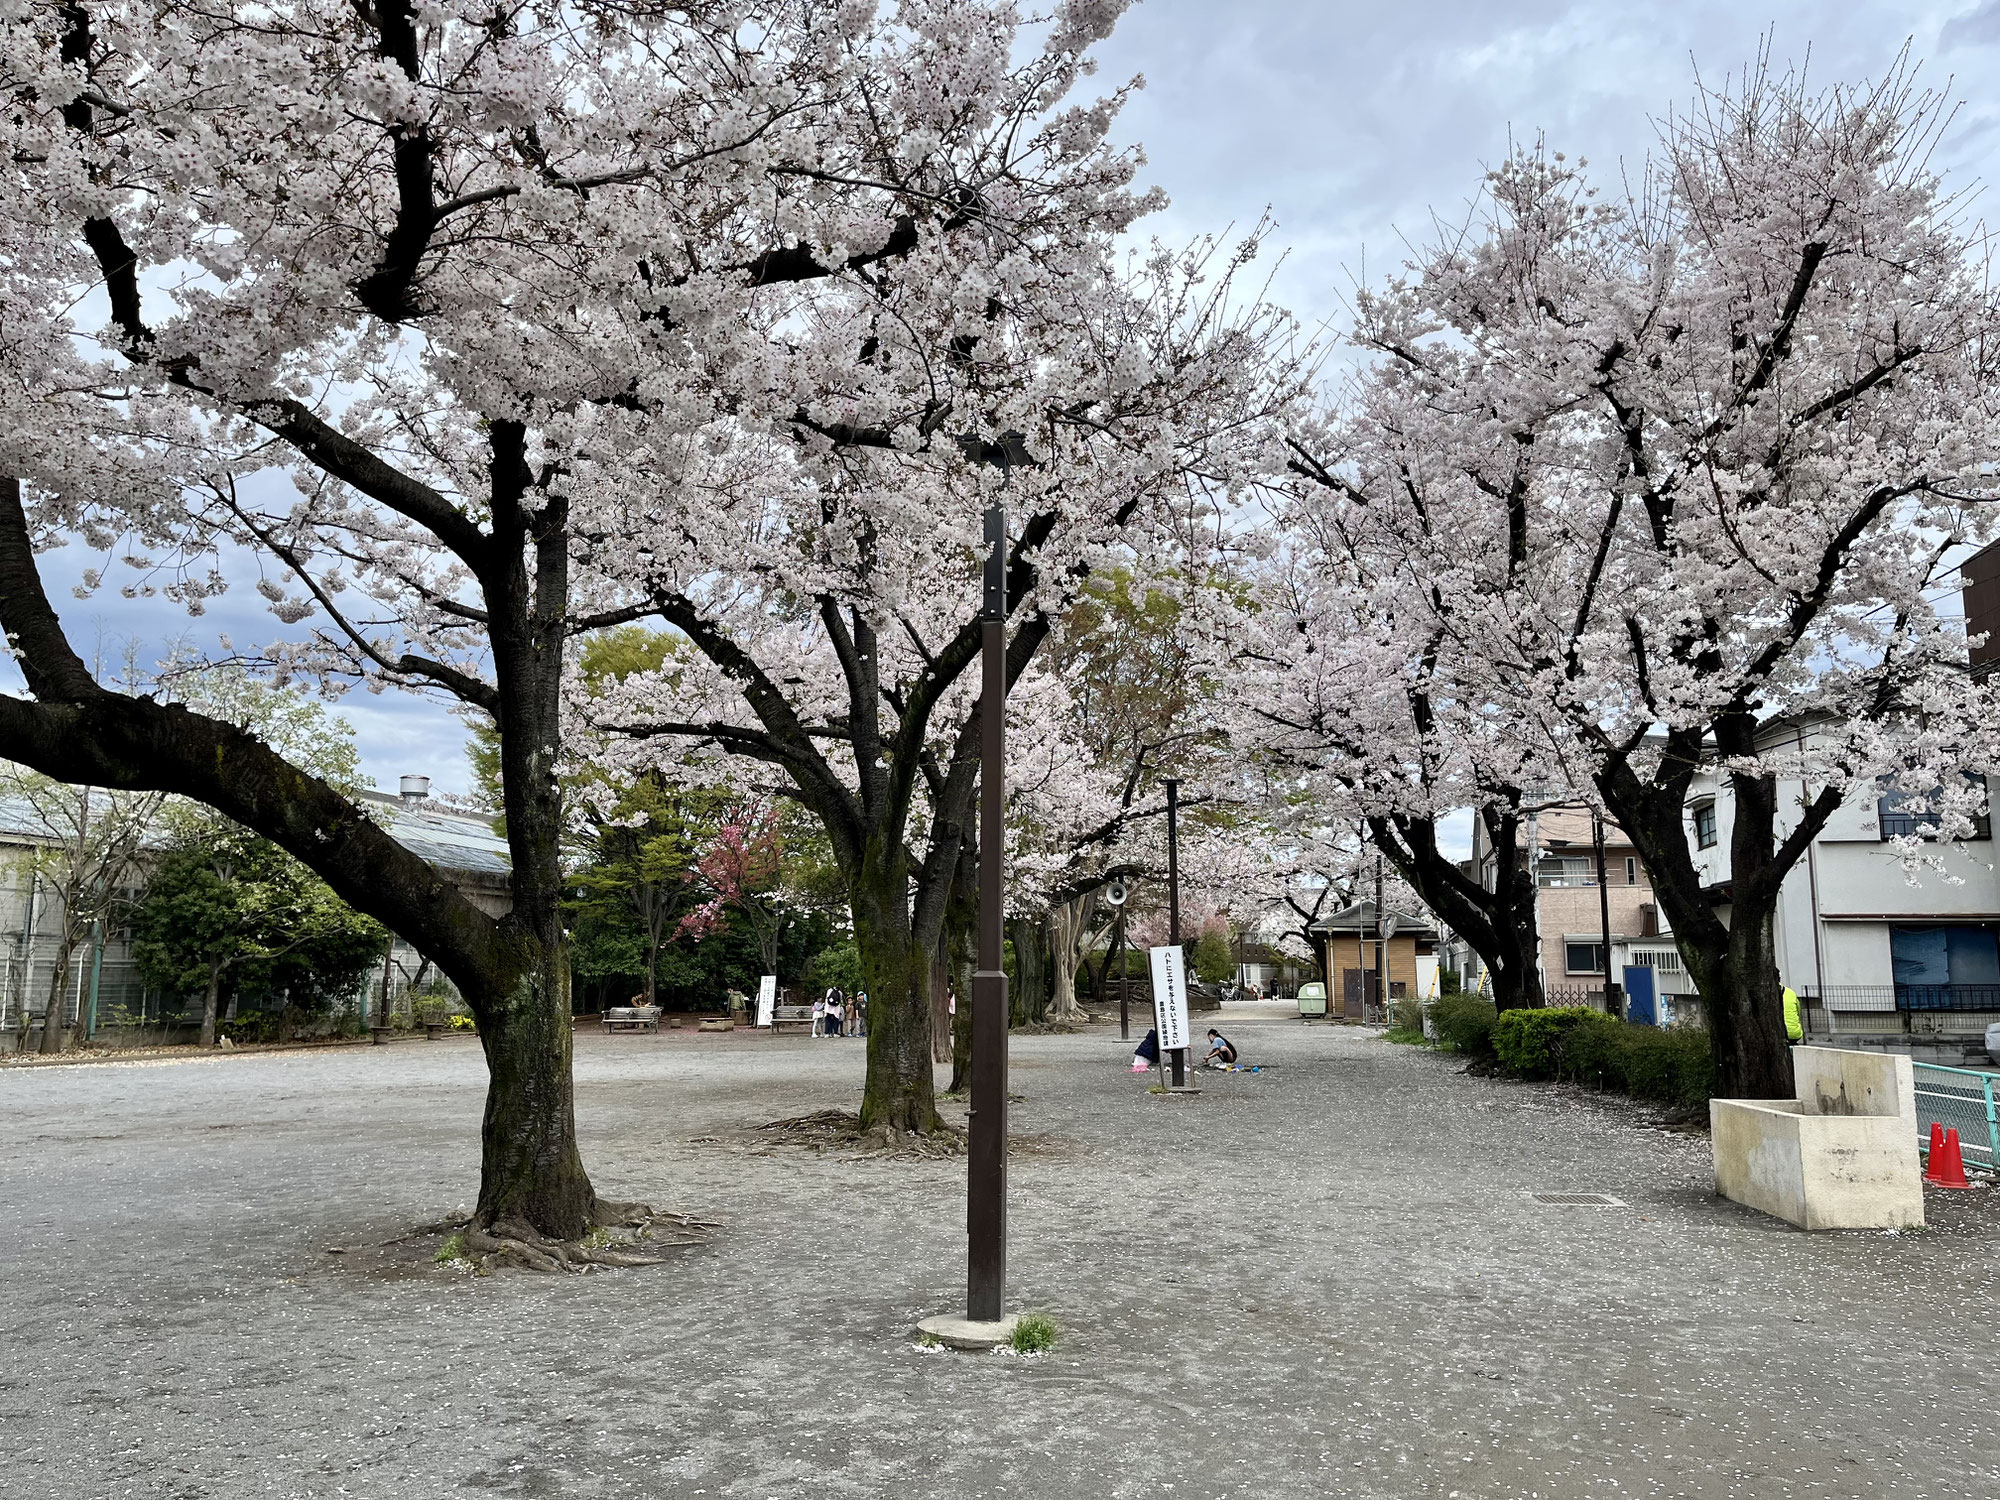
[2,1008,1996,1500]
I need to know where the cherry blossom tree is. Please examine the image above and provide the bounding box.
[577,36,1312,1135]
[0,0,1266,1242]
[1285,62,2000,1096]
[1239,515,1559,1011]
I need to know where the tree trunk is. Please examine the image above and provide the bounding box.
[1008,914,1046,1026]
[468,926,596,1234]
[852,858,941,1135]
[1595,717,1817,1101]
[759,909,784,979]
[1046,895,1093,1023]
[948,945,975,1094]
[928,940,953,1063]
[37,938,74,1055]
[199,957,223,1048]
[1370,809,1544,1012]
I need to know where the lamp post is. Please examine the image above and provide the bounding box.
[966,500,1011,1325]
[1164,777,1185,1087]
[1593,811,1622,1020]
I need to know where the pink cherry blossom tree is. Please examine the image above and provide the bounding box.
[1284,61,2000,1096]
[0,0,1277,1238]
[574,15,1313,1132]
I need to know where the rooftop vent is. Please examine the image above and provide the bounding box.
[399,774,432,805]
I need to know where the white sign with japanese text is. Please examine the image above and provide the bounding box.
[1148,944,1190,1053]
[756,975,777,1028]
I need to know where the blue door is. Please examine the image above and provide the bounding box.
[1623,965,1657,1026]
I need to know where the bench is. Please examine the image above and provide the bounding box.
[602,1006,662,1034]
[770,1004,817,1035]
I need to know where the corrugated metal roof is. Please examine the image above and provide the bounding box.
[0,785,511,883]
[1309,900,1439,939]
[359,791,512,878]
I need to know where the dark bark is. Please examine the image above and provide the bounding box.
[1008,914,1047,1026]
[0,461,598,1233]
[38,937,75,1054]
[944,849,977,1092]
[1596,716,1838,1100]
[851,846,941,1134]
[1368,807,1544,1012]
[199,957,224,1049]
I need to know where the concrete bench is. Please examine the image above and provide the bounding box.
[602,1006,662,1034]
[769,1005,816,1034]
[1711,1045,1923,1230]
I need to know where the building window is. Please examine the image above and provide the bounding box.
[1565,941,1606,974]
[1625,856,1638,885]
[1877,774,1992,842]
[1891,924,2000,1010]
[1691,802,1717,849]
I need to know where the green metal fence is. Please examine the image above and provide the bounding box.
[1912,1062,2000,1175]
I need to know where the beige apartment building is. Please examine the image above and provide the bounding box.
[1462,805,1656,999]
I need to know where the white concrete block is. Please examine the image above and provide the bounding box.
[1710,1046,1925,1231]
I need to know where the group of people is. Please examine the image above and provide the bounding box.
[1130,1026,1240,1071]
[813,987,867,1038]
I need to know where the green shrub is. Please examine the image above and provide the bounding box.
[1555,1015,1714,1106]
[1622,1025,1714,1106]
[1492,1006,1597,1079]
[1431,993,1498,1054]
[1389,995,1424,1034]
[1556,1012,1629,1090]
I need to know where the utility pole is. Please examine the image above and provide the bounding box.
[966,500,1011,1325]
[1373,853,1385,1021]
[1164,777,1185,1087]
[1594,811,1622,1020]
[1112,905,1129,1042]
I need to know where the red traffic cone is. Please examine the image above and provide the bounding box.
[1925,1122,1945,1183]
[1934,1128,1973,1190]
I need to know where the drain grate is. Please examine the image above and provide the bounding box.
[1530,1192,1627,1206]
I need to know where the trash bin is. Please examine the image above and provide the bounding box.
[1296,981,1327,1019]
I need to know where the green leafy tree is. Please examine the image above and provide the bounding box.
[1191,931,1235,986]
[135,831,386,1045]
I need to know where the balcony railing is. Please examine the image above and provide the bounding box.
[1815,983,2000,1014]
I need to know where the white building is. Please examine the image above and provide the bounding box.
[1681,717,1999,1049]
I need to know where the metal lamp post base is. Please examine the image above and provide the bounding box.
[916,1313,1020,1352]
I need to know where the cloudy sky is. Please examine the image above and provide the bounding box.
[28,0,2000,810]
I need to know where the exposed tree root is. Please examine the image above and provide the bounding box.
[418,1202,718,1276]
[758,1108,967,1158]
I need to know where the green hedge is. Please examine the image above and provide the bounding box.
[1492,1006,1598,1078]
[1412,996,1714,1108]
[1557,1013,1714,1106]
[1431,993,1498,1055]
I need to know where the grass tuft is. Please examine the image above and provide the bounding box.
[433,1231,467,1264]
[1010,1312,1059,1354]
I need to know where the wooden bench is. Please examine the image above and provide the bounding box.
[769,1004,816,1035]
[602,1006,662,1034]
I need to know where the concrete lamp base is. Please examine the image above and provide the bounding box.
[917,1314,1018,1352]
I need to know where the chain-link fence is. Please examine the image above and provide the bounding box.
[1913,1062,2000,1175]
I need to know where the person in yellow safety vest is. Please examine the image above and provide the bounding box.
[1782,986,1803,1042]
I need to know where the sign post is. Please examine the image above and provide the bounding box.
[1163,777,1184,1086]
[755,975,776,1028]
[1149,943,1191,1089]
